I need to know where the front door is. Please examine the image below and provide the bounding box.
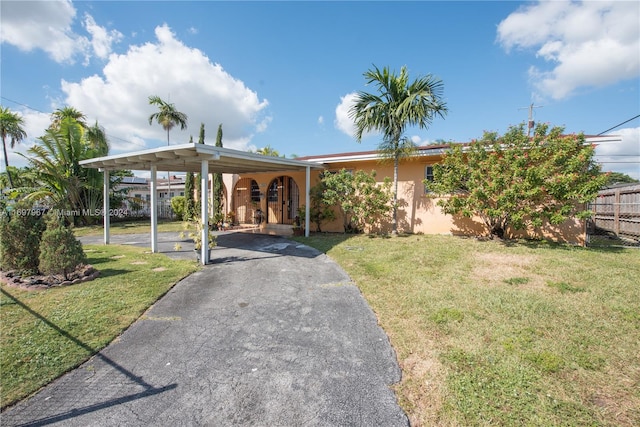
[266,176,299,224]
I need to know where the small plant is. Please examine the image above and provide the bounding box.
[38,213,86,280]
[170,196,186,220]
[173,243,182,251]
[181,219,216,251]
[225,211,236,226]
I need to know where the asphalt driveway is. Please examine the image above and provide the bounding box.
[2,233,408,426]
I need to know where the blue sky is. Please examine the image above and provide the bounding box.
[1,0,639,178]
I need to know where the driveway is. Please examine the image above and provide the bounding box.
[2,233,408,426]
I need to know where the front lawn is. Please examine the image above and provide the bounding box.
[0,244,198,409]
[296,234,640,426]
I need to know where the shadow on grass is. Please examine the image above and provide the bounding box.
[289,232,357,254]
[0,287,176,422]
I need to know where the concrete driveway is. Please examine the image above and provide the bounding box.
[2,233,408,426]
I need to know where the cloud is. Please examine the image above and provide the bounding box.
[334,93,359,138]
[83,13,123,60]
[60,24,269,153]
[317,116,324,125]
[497,1,640,100]
[595,127,640,180]
[0,0,121,64]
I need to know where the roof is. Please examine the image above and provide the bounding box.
[80,143,325,174]
[296,135,621,164]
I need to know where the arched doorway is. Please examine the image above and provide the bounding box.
[267,176,299,225]
[233,178,260,224]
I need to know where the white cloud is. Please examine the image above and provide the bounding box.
[334,92,359,138]
[83,13,123,60]
[317,116,324,125]
[497,1,640,100]
[595,127,640,180]
[60,24,269,153]
[0,0,121,64]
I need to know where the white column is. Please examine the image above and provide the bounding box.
[150,166,158,253]
[305,166,310,237]
[103,169,110,244]
[201,160,209,265]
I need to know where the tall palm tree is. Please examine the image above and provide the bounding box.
[350,65,447,234]
[0,106,28,188]
[255,145,282,157]
[148,96,188,209]
[148,96,188,145]
[50,106,87,130]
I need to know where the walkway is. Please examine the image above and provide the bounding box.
[2,233,408,426]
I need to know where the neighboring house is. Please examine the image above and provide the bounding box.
[116,175,186,218]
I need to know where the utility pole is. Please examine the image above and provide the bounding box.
[518,103,543,137]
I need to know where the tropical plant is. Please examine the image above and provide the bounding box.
[321,169,393,233]
[350,65,447,234]
[0,106,28,188]
[21,115,110,224]
[148,96,188,145]
[170,196,186,220]
[184,172,195,220]
[305,175,337,232]
[50,106,87,130]
[426,123,608,239]
[255,145,283,157]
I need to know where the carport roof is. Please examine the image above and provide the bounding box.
[79,143,325,174]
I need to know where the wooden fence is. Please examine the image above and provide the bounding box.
[589,184,640,240]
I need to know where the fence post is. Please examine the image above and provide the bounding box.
[614,189,620,235]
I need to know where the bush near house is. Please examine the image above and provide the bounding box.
[0,200,46,275]
[427,123,607,239]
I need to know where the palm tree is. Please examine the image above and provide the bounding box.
[50,106,87,130]
[255,145,282,157]
[350,65,447,234]
[0,106,28,188]
[148,96,188,145]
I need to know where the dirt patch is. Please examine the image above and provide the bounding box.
[399,351,447,427]
[130,261,148,265]
[472,252,544,287]
[152,267,167,272]
[0,265,100,291]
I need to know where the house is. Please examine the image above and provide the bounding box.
[222,135,619,244]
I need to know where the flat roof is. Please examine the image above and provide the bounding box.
[80,143,325,174]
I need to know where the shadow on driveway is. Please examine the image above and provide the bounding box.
[3,233,408,426]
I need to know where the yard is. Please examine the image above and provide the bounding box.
[0,244,197,409]
[295,234,640,426]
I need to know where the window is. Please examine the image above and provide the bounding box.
[424,165,434,193]
[250,180,260,202]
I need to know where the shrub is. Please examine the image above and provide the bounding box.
[38,214,86,279]
[0,200,46,275]
[171,196,186,220]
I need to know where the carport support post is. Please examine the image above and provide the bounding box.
[305,166,310,237]
[150,166,158,253]
[102,169,110,244]
[200,159,209,265]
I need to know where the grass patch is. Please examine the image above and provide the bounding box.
[295,234,640,426]
[0,244,198,409]
[73,219,184,237]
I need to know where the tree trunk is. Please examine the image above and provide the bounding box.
[2,137,14,188]
[392,155,399,234]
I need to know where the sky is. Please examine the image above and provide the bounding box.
[1,0,639,179]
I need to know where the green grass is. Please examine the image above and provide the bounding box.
[295,234,640,427]
[72,219,184,237]
[0,244,198,409]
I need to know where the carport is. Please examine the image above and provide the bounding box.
[80,143,325,264]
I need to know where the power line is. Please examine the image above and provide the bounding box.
[597,114,640,135]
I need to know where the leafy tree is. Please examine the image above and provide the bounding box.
[350,65,447,234]
[426,123,608,239]
[321,169,393,233]
[212,124,224,218]
[602,171,638,187]
[148,96,188,145]
[0,106,27,188]
[38,213,86,280]
[305,174,336,232]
